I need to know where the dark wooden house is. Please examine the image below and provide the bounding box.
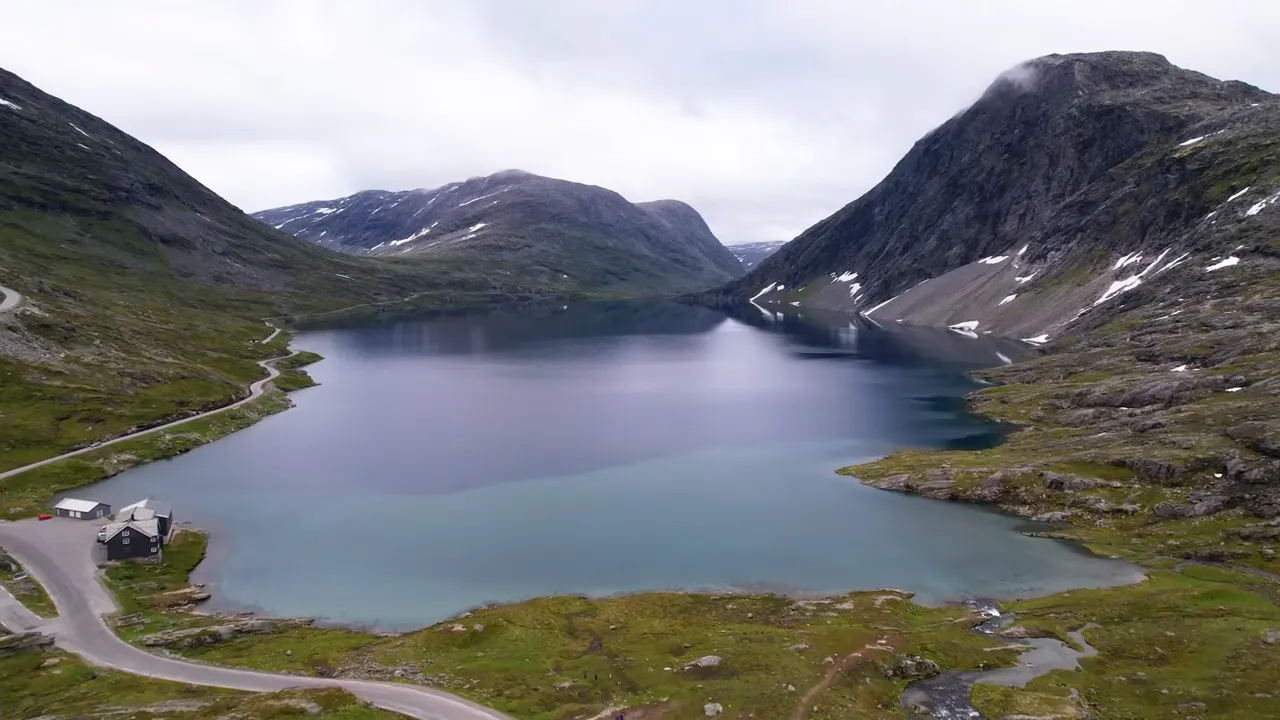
[102,518,162,561]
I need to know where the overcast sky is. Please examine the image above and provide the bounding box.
[4,1,1278,243]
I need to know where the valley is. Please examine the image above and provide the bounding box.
[0,46,1277,720]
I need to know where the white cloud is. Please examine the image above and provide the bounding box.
[2,0,1277,243]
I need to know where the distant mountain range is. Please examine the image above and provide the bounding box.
[255,171,744,295]
[729,241,787,270]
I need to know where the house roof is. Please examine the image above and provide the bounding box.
[102,518,160,542]
[54,498,106,512]
[119,498,172,517]
[119,506,156,522]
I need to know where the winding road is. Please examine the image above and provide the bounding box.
[0,521,510,720]
[0,329,295,482]
[0,283,21,313]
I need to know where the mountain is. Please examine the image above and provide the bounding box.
[695,51,1280,520]
[729,240,787,270]
[254,171,744,295]
[0,67,566,491]
[696,51,1277,339]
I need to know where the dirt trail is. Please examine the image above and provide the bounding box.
[790,637,894,720]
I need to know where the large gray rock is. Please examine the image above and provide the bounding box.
[685,655,722,669]
[1042,472,1105,492]
[881,654,940,680]
[968,472,1007,502]
[1227,422,1280,458]
[1127,459,1185,484]
[872,474,911,491]
[140,618,309,649]
[1153,495,1231,520]
[0,632,54,656]
[704,703,724,716]
[916,470,956,499]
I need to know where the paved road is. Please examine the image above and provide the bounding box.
[0,520,511,720]
[0,583,46,633]
[0,330,296,483]
[0,283,21,313]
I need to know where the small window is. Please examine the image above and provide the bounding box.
[122,537,130,545]
[71,511,80,519]
[122,529,130,537]
[151,546,158,553]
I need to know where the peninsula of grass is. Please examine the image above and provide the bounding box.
[272,350,325,392]
[0,389,296,519]
[0,554,55,618]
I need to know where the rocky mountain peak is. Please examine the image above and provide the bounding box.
[693,50,1278,345]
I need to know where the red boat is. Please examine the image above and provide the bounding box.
[37,513,52,520]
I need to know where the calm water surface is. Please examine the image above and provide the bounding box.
[79,302,1139,628]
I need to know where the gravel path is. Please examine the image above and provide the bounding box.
[0,329,296,482]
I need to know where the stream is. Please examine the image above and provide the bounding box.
[900,601,1098,719]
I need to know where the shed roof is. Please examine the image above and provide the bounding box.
[54,498,106,513]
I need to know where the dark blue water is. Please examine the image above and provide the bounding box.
[79,302,1138,628]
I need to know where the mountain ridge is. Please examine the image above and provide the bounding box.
[693,50,1278,344]
[255,171,744,295]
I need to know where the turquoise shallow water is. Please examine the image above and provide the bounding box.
[76,302,1139,628]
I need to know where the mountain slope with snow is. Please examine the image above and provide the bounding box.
[255,171,743,295]
[730,240,787,270]
[693,51,1279,346]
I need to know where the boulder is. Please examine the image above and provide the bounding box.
[1068,496,1139,514]
[1153,495,1231,520]
[1127,459,1185,484]
[685,655,722,669]
[916,478,955,500]
[1223,518,1280,541]
[0,632,55,656]
[880,654,940,680]
[147,586,212,608]
[968,472,1006,502]
[873,474,911,492]
[1042,472,1104,492]
[704,703,724,717]
[1263,630,1280,646]
[1032,511,1072,523]
[1227,422,1280,458]
[140,619,309,649]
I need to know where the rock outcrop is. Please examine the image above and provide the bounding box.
[140,618,310,649]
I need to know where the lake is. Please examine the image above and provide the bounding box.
[78,301,1140,628]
